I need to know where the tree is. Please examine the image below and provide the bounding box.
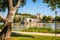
[43,0,60,10]
[0,0,59,40]
[42,15,47,22]
[30,15,37,19]
[47,16,52,22]
[13,16,21,22]
[55,16,60,22]
[0,0,36,40]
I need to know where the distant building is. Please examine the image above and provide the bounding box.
[22,17,38,24]
[24,17,31,23]
[37,13,43,22]
[15,13,44,23]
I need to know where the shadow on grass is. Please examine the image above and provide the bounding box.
[11,32,35,38]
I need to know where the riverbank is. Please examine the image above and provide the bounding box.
[10,32,60,40]
[11,35,60,40]
[0,24,60,34]
[21,27,60,34]
[21,27,54,33]
[0,29,60,40]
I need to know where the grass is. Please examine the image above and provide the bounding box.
[21,27,60,34]
[21,27,55,33]
[56,29,60,34]
[0,24,60,40]
[10,32,60,40]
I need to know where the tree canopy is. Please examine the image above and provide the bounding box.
[0,0,26,12]
[0,0,60,12]
[0,0,36,12]
[42,15,47,22]
[47,16,52,22]
[43,0,60,10]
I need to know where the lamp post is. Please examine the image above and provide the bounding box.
[55,11,57,39]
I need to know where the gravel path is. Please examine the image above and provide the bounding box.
[12,31,60,37]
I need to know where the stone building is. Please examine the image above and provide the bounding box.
[37,13,43,22]
[15,13,43,23]
[23,17,37,24]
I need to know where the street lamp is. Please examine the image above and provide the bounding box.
[55,11,57,38]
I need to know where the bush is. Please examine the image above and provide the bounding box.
[56,29,60,34]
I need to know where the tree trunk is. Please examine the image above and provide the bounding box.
[0,22,12,40]
[0,7,17,40]
[0,10,15,40]
[0,0,21,40]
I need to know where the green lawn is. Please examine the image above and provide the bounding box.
[21,27,55,33]
[10,33,60,40]
[0,24,60,40]
[21,27,60,34]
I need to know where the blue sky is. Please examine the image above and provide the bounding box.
[0,0,60,17]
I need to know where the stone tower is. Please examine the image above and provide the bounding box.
[37,13,43,22]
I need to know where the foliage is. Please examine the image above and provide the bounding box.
[0,0,26,12]
[0,0,60,12]
[13,13,37,22]
[0,0,8,12]
[20,13,32,16]
[1,0,60,12]
[17,13,37,18]
[42,15,47,22]
[43,0,60,10]
[47,16,52,22]
[13,16,21,22]
[42,15,53,22]
[0,0,37,12]
[55,16,60,22]
[30,15,37,19]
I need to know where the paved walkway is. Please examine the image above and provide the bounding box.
[12,31,60,37]
[0,30,60,36]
